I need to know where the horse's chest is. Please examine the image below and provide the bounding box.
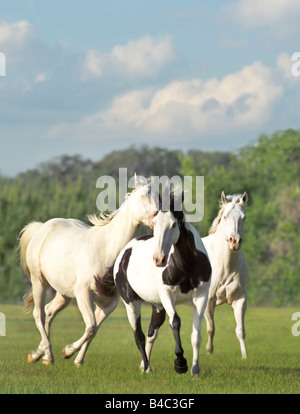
[213,272,242,305]
[161,248,211,294]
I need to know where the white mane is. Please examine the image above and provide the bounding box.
[87,182,146,227]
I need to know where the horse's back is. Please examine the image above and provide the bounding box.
[28,218,88,256]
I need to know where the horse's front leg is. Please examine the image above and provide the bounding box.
[160,287,188,374]
[191,287,209,377]
[62,290,96,365]
[204,297,216,355]
[74,298,119,366]
[232,296,247,359]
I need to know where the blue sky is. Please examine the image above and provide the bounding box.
[1,0,300,176]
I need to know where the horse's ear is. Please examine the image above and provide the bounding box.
[132,173,147,188]
[241,191,248,205]
[180,190,185,203]
[169,190,184,212]
[221,191,228,204]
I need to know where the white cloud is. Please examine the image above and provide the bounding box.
[81,35,175,80]
[0,20,33,47]
[34,72,47,83]
[226,0,300,30]
[84,49,103,77]
[49,60,282,142]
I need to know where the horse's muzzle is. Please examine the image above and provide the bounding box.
[153,253,167,267]
[228,236,242,250]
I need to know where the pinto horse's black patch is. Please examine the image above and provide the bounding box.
[115,247,142,304]
[162,223,211,294]
[136,234,153,242]
[94,267,117,299]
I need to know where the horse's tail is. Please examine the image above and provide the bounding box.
[24,288,34,312]
[18,221,44,311]
[94,267,118,300]
[18,221,43,277]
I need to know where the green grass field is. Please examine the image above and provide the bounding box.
[0,303,299,394]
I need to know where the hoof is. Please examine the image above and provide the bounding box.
[174,357,188,374]
[74,360,83,368]
[28,351,42,364]
[28,352,35,364]
[191,366,200,378]
[139,361,152,374]
[63,346,73,359]
[42,358,54,366]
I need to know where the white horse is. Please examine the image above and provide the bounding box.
[98,192,211,377]
[18,180,159,366]
[203,191,248,359]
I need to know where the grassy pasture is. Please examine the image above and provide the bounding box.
[0,303,299,394]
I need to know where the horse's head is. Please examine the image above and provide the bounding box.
[220,191,248,251]
[151,191,184,267]
[127,177,160,227]
[152,210,180,267]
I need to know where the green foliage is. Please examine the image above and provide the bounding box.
[0,132,299,305]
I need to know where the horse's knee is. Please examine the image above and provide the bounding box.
[170,313,181,330]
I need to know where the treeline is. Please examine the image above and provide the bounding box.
[0,130,299,305]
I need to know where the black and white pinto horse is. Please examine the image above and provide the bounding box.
[103,193,211,377]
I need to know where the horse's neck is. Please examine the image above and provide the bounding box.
[173,225,195,270]
[213,228,240,272]
[93,203,140,254]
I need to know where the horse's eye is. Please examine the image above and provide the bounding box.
[223,216,227,221]
[172,222,177,228]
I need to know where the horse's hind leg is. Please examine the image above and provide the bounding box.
[28,277,54,365]
[232,296,247,359]
[45,292,71,337]
[124,301,151,373]
[140,305,166,372]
